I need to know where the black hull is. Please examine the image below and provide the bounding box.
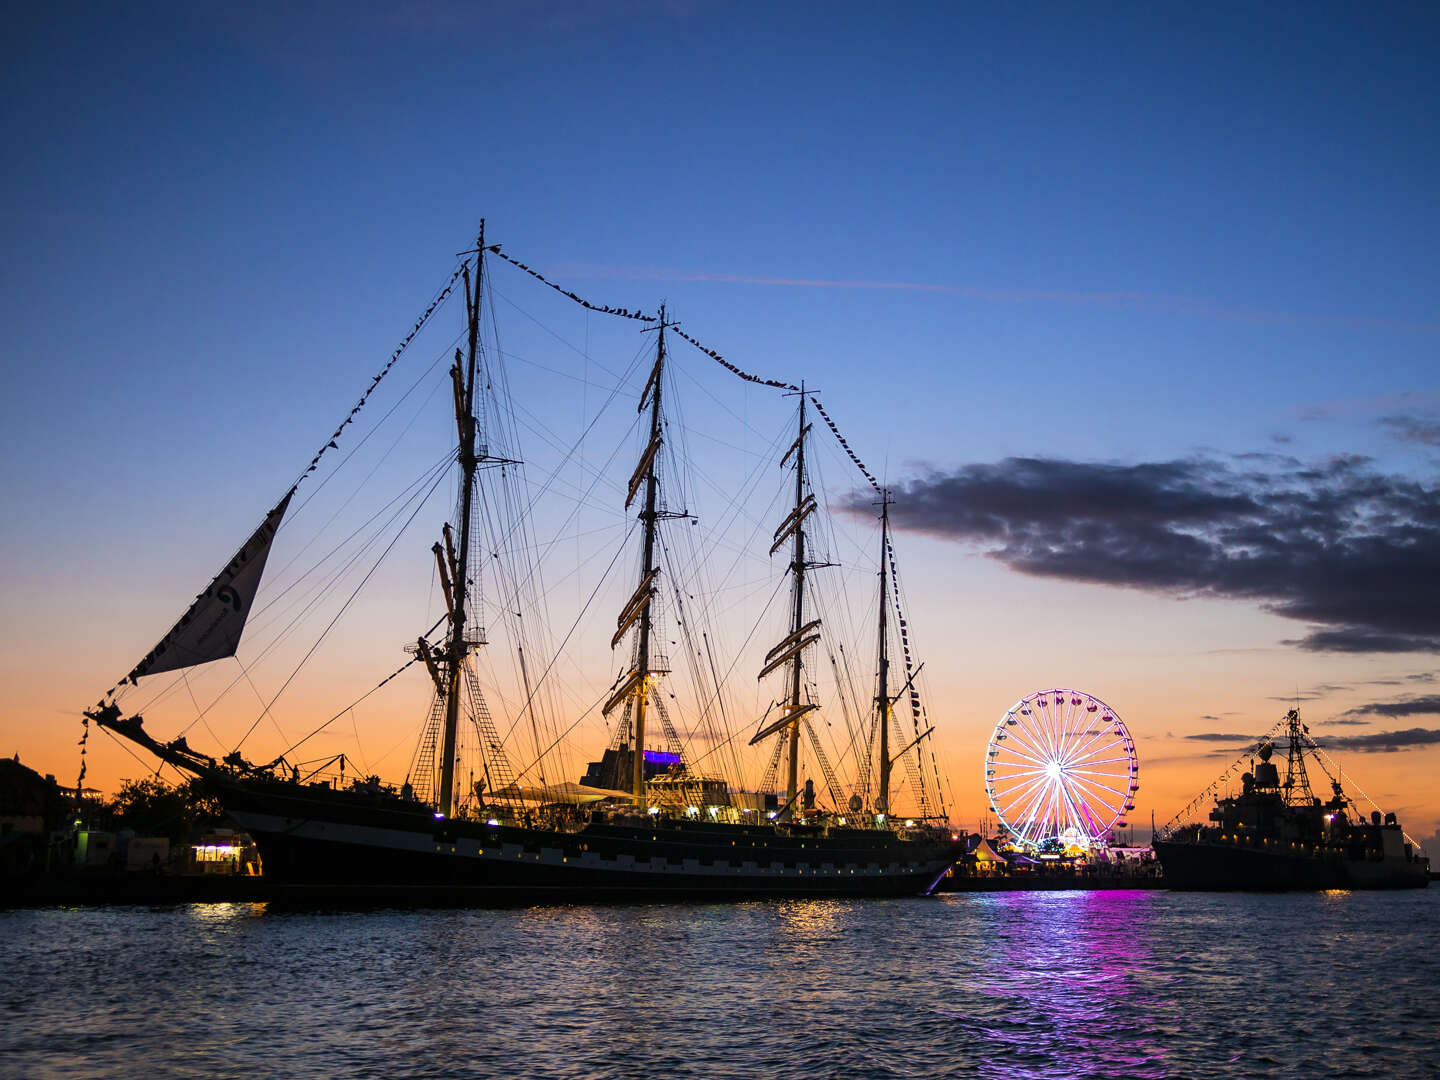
[217,781,960,906]
[1153,840,1430,891]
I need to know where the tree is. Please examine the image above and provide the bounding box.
[105,777,227,845]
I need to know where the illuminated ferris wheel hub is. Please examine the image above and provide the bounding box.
[984,688,1139,852]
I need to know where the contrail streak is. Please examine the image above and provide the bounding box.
[547,263,1439,335]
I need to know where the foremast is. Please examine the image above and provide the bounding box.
[437,223,486,818]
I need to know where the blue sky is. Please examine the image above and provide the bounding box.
[3,2,1438,839]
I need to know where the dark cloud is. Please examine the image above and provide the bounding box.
[1380,414,1440,446]
[1342,694,1440,719]
[864,454,1440,653]
[1318,719,1371,727]
[1267,684,1349,702]
[1324,727,1440,752]
[1185,732,1259,742]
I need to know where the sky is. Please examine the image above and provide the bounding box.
[2,2,1438,853]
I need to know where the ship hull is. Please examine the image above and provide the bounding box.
[1152,840,1429,891]
[219,782,959,905]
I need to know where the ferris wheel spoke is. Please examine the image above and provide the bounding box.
[1012,774,1055,842]
[999,727,1055,767]
[995,768,1052,804]
[1042,778,1067,840]
[993,743,1051,770]
[1066,753,1132,769]
[1028,696,1063,761]
[1061,784,1093,839]
[1054,697,1089,769]
[990,756,1043,780]
[996,766,1054,789]
[1054,692,1082,763]
[1066,773,1126,818]
[994,772,1053,818]
[1063,766,1133,787]
[991,755,1050,777]
[989,769,1050,824]
[1038,775,1065,837]
[1042,697,1068,761]
[1063,763,1131,782]
[1060,712,1119,767]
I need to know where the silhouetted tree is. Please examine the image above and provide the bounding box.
[105,778,226,846]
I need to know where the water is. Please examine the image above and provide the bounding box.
[2,889,1437,1079]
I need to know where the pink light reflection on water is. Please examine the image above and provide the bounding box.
[970,890,1173,1079]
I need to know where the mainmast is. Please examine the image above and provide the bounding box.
[437,222,486,818]
[750,392,826,818]
[603,305,671,810]
[631,307,667,807]
[876,488,892,816]
[783,392,809,809]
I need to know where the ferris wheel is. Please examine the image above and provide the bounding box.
[984,689,1138,850]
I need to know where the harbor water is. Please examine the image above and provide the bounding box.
[3,888,1436,1079]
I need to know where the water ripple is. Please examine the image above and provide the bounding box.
[1,889,1437,1078]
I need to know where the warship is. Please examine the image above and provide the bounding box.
[1153,708,1429,890]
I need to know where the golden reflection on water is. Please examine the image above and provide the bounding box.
[183,901,269,925]
[776,898,845,936]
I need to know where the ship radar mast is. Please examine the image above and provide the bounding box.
[1281,707,1317,807]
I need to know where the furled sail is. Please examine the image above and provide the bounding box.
[124,489,294,684]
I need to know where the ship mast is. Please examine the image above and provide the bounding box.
[437,222,486,818]
[601,305,673,810]
[749,390,822,814]
[630,307,668,808]
[876,488,892,817]
[1281,707,1315,807]
[783,392,810,810]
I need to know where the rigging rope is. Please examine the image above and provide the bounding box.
[485,246,891,502]
[667,327,886,493]
[486,247,657,323]
[292,261,469,493]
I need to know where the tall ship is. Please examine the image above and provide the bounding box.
[83,225,960,903]
[1153,708,1429,890]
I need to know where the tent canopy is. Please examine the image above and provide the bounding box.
[971,838,1005,863]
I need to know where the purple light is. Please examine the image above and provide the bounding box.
[644,750,682,765]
